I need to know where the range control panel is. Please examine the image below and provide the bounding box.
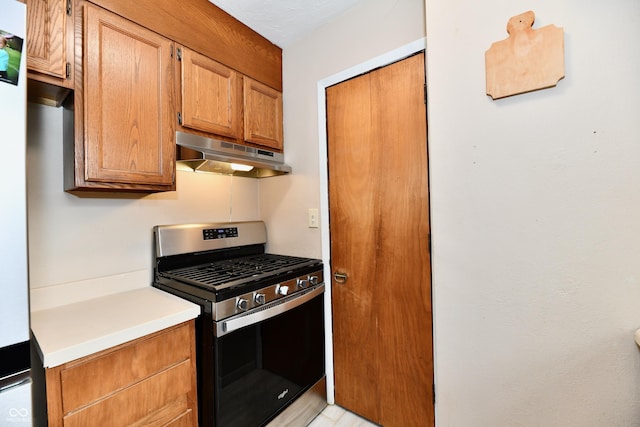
[203,227,239,240]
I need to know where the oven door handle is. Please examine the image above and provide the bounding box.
[216,284,324,337]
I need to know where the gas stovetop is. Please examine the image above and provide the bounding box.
[152,221,324,320]
[159,253,320,291]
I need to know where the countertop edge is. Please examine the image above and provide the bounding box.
[31,287,200,368]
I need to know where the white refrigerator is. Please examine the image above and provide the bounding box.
[0,0,32,425]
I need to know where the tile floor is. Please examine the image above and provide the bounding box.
[307,405,379,427]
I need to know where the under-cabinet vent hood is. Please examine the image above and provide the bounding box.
[175,131,291,178]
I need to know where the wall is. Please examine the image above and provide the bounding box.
[27,103,261,304]
[426,1,640,426]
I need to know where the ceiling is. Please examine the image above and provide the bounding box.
[208,0,363,48]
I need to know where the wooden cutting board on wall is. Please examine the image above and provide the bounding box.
[485,11,564,99]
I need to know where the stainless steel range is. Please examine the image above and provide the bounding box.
[152,221,326,427]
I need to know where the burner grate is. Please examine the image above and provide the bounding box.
[163,254,313,288]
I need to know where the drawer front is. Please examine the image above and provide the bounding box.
[60,322,193,413]
[62,359,192,427]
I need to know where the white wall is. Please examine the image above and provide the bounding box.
[426,1,640,426]
[27,103,261,299]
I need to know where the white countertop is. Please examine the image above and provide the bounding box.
[31,287,200,368]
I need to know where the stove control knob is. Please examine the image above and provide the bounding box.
[308,275,319,286]
[254,293,266,305]
[276,285,289,296]
[236,298,248,311]
[297,278,309,289]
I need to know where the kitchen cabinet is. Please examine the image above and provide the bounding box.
[87,0,282,91]
[44,321,197,426]
[57,0,283,193]
[179,47,283,152]
[26,0,75,106]
[179,47,242,140]
[243,76,284,150]
[64,2,176,192]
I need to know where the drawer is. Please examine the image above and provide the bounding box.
[63,359,192,426]
[59,322,193,413]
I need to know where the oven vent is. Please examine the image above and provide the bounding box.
[176,131,292,178]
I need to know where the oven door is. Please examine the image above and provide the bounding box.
[213,287,325,427]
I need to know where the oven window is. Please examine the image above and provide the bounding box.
[214,293,325,427]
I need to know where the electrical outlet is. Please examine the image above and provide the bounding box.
[308,208,319,228]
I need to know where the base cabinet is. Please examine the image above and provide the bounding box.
[44,321,198,427]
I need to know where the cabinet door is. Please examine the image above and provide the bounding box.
[243,77,283,151]
[83,3,175,187]
[180,47,241,139]
[27,0,71,81]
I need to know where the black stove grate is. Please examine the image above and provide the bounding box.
[162,254,315,289]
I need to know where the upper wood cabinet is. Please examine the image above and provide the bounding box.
[244,76,283,151]
[27,0,72,81]
[26,0,75,105]
[179,47,284,152]
[179,47,241,139]
[64,2,176,192]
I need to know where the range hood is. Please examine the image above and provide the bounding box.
[175,131,291,178]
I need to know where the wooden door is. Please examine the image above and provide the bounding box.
[180,47,241,139]
[327,52,433,427]
[83,3,175,187]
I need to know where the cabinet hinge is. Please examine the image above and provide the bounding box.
[428,232,431,253]
[177,112,182,125]
[65,62,71,80]
[66,0,72,16]
[177,47,182,61]
[424,83,428,104]
[433,382,436,404]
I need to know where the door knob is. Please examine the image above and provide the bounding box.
[333,272,348,284]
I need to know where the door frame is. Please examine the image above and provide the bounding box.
[315,37,427,404]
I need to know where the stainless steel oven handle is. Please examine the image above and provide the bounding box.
[216,284,324,337]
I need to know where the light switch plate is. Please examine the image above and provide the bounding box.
[308,208,319,228]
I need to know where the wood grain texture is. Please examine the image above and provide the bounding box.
[243,77,283,151]
[63,0,175,194]
[66,1,176,192]
[181,47,241,139]
[328,52,434,427]
[84,3,175,186]
[44,321,198,427]
[485,11,565,99]
[59,320,193,412]
[60,1,176,192]
[327,71,380,423]
[26,0,67,79]
[87,0,282,91]
[63,361,192,427]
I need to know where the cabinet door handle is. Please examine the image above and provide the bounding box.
[333,272,348,284]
